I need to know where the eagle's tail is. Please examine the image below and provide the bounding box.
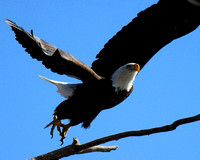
[39,75,81,98]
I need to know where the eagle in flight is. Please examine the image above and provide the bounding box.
[6,0,200,144]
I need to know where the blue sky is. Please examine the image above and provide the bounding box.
[1,0,200,159]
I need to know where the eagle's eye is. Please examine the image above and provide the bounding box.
[126,64,134,70]
[125,63,140,71]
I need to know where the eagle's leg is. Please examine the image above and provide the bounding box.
[60,123,71,145]
[44,115,63,138]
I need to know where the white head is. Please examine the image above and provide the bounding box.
[111,63,140,92]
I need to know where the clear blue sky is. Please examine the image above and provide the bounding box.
[1,0,200,159]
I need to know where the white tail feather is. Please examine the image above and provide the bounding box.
[39,76,80,98]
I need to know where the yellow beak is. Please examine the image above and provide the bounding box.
[134,63,140,71]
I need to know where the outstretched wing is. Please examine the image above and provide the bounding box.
[6,19,101,83]
[92,0,200,78]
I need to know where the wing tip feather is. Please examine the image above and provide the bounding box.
[5,18,17,27]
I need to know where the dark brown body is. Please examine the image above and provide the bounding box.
[55,79,133,128]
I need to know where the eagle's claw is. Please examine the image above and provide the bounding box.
[45,116,71,145]
[44,115,63,138]
[60,124,71,145]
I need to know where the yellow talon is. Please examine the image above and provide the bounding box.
[45,115,63,138]
[60,124,71,145]
[45,116,71,144]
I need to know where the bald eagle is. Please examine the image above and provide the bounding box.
[6,0,200,144]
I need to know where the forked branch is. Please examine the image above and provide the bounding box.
[29,114,200,160]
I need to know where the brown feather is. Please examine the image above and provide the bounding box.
[5,19,101,83]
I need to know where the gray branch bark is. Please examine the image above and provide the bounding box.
[29,114,200,160]
[29,138,117,160]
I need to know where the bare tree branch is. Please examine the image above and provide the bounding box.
[29,137,118,160]
[29,114,200,160]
